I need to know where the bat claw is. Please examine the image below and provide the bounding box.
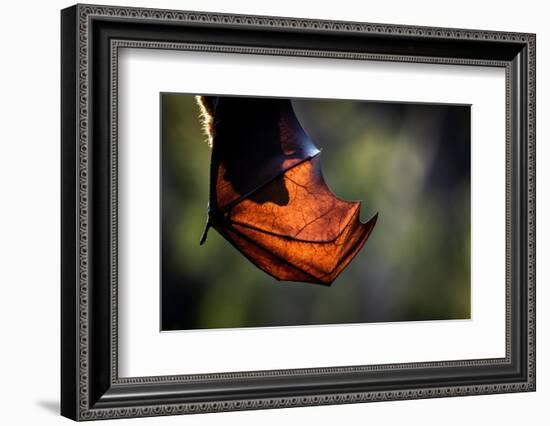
[199,218,212,245]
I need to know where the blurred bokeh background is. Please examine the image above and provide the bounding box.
[161,94,470,331]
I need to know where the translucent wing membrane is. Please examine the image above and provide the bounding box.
[199,96,377,285]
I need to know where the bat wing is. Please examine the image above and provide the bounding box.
[199,96,377,286]
[217,154,377,285]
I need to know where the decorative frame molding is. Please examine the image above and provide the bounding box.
[61,3,535,421]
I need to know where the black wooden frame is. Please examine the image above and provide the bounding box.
[61,4,536,421]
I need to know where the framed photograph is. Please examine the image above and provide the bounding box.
[61,4,536,421]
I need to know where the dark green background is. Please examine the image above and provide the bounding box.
[161,94,471,331]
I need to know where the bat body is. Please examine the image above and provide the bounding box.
[198,96,377,285]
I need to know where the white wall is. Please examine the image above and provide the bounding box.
[0,0,546,424]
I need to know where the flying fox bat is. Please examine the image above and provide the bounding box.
[197,96,377,286]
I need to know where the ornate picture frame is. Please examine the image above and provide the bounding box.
[61,4,536,420]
